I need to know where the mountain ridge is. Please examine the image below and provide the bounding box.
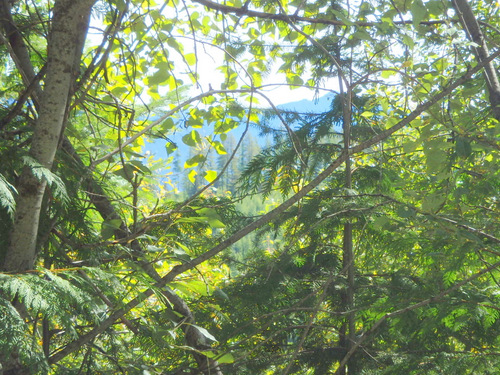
[145,92,336,160]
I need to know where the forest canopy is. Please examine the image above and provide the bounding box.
[0,0,499,374]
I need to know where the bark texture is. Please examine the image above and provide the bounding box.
[2,0,95,272]
[453,0,500,120]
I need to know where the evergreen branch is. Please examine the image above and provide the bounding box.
[274,0,349,89]
[334,258,500,374]
[0,173,17,218]
[76,269,138,334]
[0,297,49,373]
[282,269,338,375]
[357,193,500,245]
[21,156,69,205]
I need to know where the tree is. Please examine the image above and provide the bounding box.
[1,0,96,272]
[0,0,499,374]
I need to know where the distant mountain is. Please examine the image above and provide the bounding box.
[144,92,335,160]
[277,92,335,113]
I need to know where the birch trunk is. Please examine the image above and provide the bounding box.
[2,0,95,272]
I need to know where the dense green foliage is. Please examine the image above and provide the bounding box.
[0,0,499,374]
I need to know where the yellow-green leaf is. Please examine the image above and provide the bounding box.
[188,170,197,183]
[204,170,217,183]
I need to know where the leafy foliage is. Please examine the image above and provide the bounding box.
[0,173,16,217]
[21,156,69,205]
[0,0,499,374]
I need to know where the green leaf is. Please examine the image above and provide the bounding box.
[146,244,163,252]
[182,130,202,147]
[166,141,177,154]
[167,38,183,53]
[113,161,150,181]
[188,169,197,183]
[210,140,227,155]
[204,170,217,183]
[402,35,415,49]
[185,154,206,168]
[148,69,170,86]
[101,219,122,240]
[422,194,445,213]
[129,160,151,174]
[172,247,191,262]
[425,148,448,174]
[217,352,235,364]
[381,70,396,79]
[192,324,217,342]
[110,86,129,97]
[196,207,225,228]
[397,206,416,218]
[403,141,418,153]
[432,57,449,72]
[123,149,144,158]
[455,137,472,158]
[170,279,211,296]
[201,350,234,363]
[184,53,196,65]
[160,118,176,132]
[411,0,427,26]
[162,309,184,323]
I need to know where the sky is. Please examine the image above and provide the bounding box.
[179,38,329,107]
[87,11,335,107]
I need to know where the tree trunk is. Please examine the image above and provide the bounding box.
[452,0,500,121]
[2,0,95,272]
[338,66,356,373]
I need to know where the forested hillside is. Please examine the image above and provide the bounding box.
[0,0,499,374]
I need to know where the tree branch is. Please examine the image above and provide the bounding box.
[193,0,450,28]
